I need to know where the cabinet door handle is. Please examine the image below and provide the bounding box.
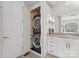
[69,43,70,48]
[2,36,10,39]
[66,43,70,48]
[66,43,68,48]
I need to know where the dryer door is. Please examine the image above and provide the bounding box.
[32,35,40,48]
[33,15,40,29]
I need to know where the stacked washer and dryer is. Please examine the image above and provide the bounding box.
[31,7,41,54]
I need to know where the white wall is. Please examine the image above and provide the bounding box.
[41,1,51,57]
[30,2,40,10]
[23,7,31,54]
[2,2,24,57]
[54,16,61,33]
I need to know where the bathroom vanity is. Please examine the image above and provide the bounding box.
[47,33,79,58]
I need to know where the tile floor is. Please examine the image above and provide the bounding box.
[45,53,58,58]
[18,51,58,58]
[18,51,41,58]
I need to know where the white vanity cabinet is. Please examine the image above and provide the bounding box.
[47,36,79,58]
[47,37,68,57]
[47,37,57,56]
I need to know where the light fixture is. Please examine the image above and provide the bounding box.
[49,16,54,24]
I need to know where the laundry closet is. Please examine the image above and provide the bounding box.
[28,2,41,56]
[31,6,41,54]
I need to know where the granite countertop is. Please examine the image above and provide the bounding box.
[47,33,79,39]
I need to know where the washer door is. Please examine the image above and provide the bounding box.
[33,15,40,29]
[32,35,40,48]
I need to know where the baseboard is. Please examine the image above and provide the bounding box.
[24,51,30,56]
[30,50,41,57]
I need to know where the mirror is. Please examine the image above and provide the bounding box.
[52,10,79,34]
[61,10,79,34]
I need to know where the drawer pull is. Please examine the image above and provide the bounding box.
[50,41,54,43]
[49,41,56,44]
[50,50,54,53]
[49,45,54,47]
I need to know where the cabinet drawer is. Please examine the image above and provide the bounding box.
[48,48,57,55]
[48,40,56,44]
[48,37,54,39]
[48,41,56,47]
[48,45,56,51]
[48,44,56,48]
[48,42,56,45]
[48,44,54,47]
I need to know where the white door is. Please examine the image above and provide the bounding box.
[57,38,68,58]
[2,2,23,58]
[69,39,79,58]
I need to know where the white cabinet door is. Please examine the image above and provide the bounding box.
[69,39,79,58]
[57,38,68,58]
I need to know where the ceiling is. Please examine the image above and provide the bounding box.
[24,1,39,9]
[47,1,79,16]
[23,1,79,16]
[47,1,66,9]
